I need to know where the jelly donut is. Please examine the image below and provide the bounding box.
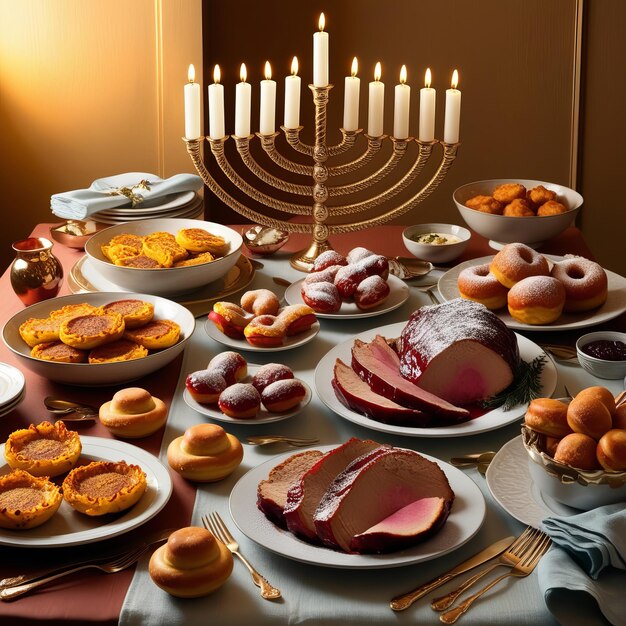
[457,263,508,310]
[207,351,247,385]
[251,363,294,393]
[346,247,375,264]
[358,254,390,280]
[490,243,550,289]
[353,275,390,310]
[334,264,368,298]
[303,265,343,286]
[277,304,317,335]
[311,250,347,272]
[301,281,342,313]
[567,395,612,440]
[240,289,280,316]
[596,429,626,471]
[208,302,254,338]
[507,276,566,324]
[186,369,228,404]
[218,383,261,419]
[554,433,600,470]
[550,257,608,312]
[261,379,307,412]
[524,398,572,438]
[243,315,287,347]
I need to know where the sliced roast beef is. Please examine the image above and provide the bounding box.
[313,447,454,552]
[351,336,469,420]
[283,438,381,541]
[332,359,433,427]
[257,449,323,526]
[397,299,521,404]
[349,496,450,553]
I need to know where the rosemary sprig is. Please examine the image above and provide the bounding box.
[481,354,547,411]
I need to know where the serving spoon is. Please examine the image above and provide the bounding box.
[44,397,98,421]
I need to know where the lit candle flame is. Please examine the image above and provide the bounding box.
[188,64,195,83]
[291,56,299,76]
[374,62,382,82]
[264,61,272,81]
[319,12,325,32]
[351,57,358,77]
[425,67,432,88]
[451,69,459,89]
[213,64,221,84]
[400,65,407,85]
[240,63,247,83]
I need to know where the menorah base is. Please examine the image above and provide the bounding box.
[289,239,334,272]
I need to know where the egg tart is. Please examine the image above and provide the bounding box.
[0,469,63,529]
[173,251,215,267]
[124,319,180,350]
[175,228,229,255]
[88,339,148,363]
[100,299,154,329]
[142,232,188,268]
[59,311,125,350]
[31,340,87,363]
[19,317,62,347]
[62,460,147,516]
[4,421,82,478]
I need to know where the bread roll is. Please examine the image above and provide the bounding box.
[597,429,626,471]
[99,388,167,438]
[566,396,612,441]
[575,386,616,416]
[524,398,571,438]
[554,433,600,470]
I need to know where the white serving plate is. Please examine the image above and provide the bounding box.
[0,363,25,407]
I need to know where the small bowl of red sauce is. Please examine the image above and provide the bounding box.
[576,331,626,379]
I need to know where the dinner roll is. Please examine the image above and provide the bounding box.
[524,398,572,438]
[99,388,168,438]
[597,429,626,471]
[566,396,612,441]
[575,386,616,417]
[554,433,600,470]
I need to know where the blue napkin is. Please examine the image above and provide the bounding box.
[538,503,626,626]
[50,173,203,220]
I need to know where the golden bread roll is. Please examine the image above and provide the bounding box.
[554,433,600,470]
[613,401,626,430]
[567,396,612,440]
[99,388,168,438]
[596,429,626,471]
[575,386,616,416]
[524,398,572,438]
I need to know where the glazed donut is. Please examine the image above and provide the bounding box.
[353,275,390,310]
[277,304,317,335]
[490,243,550,289]
[185,369,228,404]
[167,423,243,482]
[208,302,254,338]
[575,386,616,417]
[301,282,342,313]
[243,315,287,347]
[149,526,233,597]
[492,183,526,204]
[251,363,294,393]
[303,265,343,286]
[207,351,247,386]
[503,198,535,217]
[596,429,626,471]
[261,379,306,412]
[524,398,572,438]
[554,433,600,470]
[537,200,568,216]
[99,388,168,438]
[311,250,347,272]
[240,289,280,316]
[550,257,608,312]
[457,263,508,310]
[218,383,261,419]
[567,395,612,440]
[334,264,368,298]
[346,247,375,264]
[507,276,565,324]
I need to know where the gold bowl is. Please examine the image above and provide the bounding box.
[242,225,289,256]
[50,220,104,249]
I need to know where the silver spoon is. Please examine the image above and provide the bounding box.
[44,397,98,421]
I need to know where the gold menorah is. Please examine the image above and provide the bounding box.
[185,83,460,271]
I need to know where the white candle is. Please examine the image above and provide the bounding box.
[259,61,277,135]
[393,65,410,139]
[419,68,436,142]
[313,13,329,87]
[235,63,251,137]
[208,64,225,139]
[368,62,384,137]
[284,56,301,129]
[184,64,201,140]
[444,69,461,144]
[343,57,360,131]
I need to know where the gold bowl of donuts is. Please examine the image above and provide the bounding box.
[454,179,582,247]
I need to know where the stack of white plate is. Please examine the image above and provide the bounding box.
[0,363,25,418]
[90,172,204,225]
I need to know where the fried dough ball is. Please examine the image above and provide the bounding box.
[503,198,535,217]
[537,200,569,216]
[465,195,504,215]
[493,183,526,204]
[527,185,556,206]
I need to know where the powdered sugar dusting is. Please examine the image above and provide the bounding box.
[252,363,294,392]
[509,276,565,305]
[492,243,549,277]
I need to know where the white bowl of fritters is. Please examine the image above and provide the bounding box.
[454,179,583,247]
[2,292,195,386]
[84,218,243,296]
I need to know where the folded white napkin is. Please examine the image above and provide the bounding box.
[50,173,203,220]
[538,503,626,626]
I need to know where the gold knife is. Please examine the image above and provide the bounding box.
[389,535,515,611]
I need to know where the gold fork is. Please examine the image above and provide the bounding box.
[431,526,540,611]
[439,531,551,623]
[246,435,320,447]
[202,513,281,600]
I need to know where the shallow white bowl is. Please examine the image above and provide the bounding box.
[454,179,583,246]
[2,292,195,386]
[402,223,470,263]
[576,331,626,380]
[84,218,243,296]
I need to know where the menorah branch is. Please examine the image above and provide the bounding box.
[258,133,314,176]
[327,135,383,176]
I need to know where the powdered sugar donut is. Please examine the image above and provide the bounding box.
[550,256,608,312]
[346,247,375,264]
[458,263,508,310]
[353,275,390,310]
[334,264,368,298]
[303,265,343,286]
[243,315,287,347]
[218,383,260,419]
[277,304,317,335]
[490,243,550,289]
[261,379,306,412]
[356,254,389,280]
[251,363,294,393]
[301,281,342,313]
[240,289,280,316]
[208,302,254,338]
[507,275,566,324]
[207,351,247,385]
[186,369,228,404]
[311,250,347,272]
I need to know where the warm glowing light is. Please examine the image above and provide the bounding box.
[240,63,247,83]
[451,69,459,89]
[264,61,272,80]
[319,12,325,31]
[187,64,195,83]
[400,65,407,85]
[425,67,432,88]
[351,57,358,77]
[374,62,382,82]
[291,56,299,76]
[213,65,221,84]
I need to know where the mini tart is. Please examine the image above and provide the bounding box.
[142,232,188,268]
[124,319,180,350]
[4,421,82,477]
[100,299,154,329]
[175,228,229,255]
[19,317,62,347]
[59,312,125,350]
[31,340,87,363]
[49,303,99,322]
[0,469,63,529]
[62,460,147,516]
[88,339,148,364]
[173,251,215,267]
[116,254,161,269]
